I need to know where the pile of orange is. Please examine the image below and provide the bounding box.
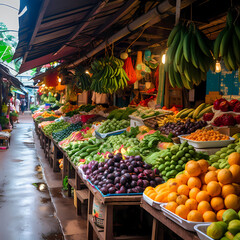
[144,158,240,222]
[183,129,229,141]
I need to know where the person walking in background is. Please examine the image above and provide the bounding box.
[20,98,26,115]
[14,97,20,123]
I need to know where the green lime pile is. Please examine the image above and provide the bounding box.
[209,143,240,169]
[145,141,208,181]
[98,119,130,133]
[207,209,240,240]
[43,120,70,136]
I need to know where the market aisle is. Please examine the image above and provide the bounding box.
[0,113,63,240]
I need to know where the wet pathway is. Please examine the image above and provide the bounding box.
[0,114,63,240]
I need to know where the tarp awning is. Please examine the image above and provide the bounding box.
[0,64,24,91]
[14,0,141,73]
[14,0,236,73]
[12,89,25,95]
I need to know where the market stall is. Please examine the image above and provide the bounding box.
[13,0,240,239]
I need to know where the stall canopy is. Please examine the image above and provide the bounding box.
[0,64,26,93]
[12,89,26,95]
[14,0,237,73]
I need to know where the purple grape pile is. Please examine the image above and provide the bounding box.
[82,153,163,195]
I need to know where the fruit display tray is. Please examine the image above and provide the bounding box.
[194,224,212,240]
[178,135,235,149]
[130,110,172,127]
[95,128,127,139]
[129,109,173,121]
[161,203,209,232]
[142,193,162,210]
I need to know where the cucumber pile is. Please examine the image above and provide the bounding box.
[52,122,82,142]
[64,138,104,165]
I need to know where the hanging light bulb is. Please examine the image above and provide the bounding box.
[85,70,90,75]
[58,78,61,83]
[215,60,221,73]
[162,53,166,64]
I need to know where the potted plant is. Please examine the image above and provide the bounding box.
[0,116,9,129]
[10,111,18,122]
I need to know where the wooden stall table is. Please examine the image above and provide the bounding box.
[62,150,89,215]
[39,128,46,149]
[51,138,62,172]
[44,133,51,160]
[57,145,70,183]
[140,200,200,240]
[34,120,40,137]
[66,153,77,197]
[77,172,148,240]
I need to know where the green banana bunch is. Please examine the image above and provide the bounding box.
[74,65,91,91]
[166,22,213,89]
[214,8,240,71]
[90,56,129,93]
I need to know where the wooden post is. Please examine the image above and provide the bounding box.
[62,154,68,182]
[151,218,159,240]
[87,191,94,240]
[53,142,61,172]
[104,205,113,240]
[0,75,2,116]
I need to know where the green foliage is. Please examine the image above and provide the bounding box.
[0,116,9,127]
[0,22,17,63]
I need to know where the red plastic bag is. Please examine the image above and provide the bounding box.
[80,115,96,123]
[123,57,137,85]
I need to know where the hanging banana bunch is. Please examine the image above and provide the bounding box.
[74,65,91,91]
[214,8,240,71]
[165,22,214,89]
[90,56,129,93]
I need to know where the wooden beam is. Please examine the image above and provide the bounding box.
[82,0,138,47]
[140,33,163,39]
[22,0,50,64]
[40,6,92,29]
[41,5,93,25]
[54,0,109,56]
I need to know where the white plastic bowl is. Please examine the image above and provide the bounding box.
[194,224,213,240]
[178,135,235,149]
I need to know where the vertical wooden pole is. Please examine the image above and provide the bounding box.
[87,191,94,240]
[104,205,113,240]
[0,76,2,116]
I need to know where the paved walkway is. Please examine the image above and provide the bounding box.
[0,113,87,240]
[0,113,63,240]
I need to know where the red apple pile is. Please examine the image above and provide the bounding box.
[213,98,240,112]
